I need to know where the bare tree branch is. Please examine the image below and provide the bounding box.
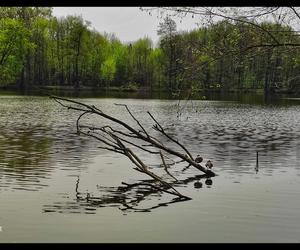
[160,150,178,181]
[115,103,150,138]
[290,7,300,21]
[51,95,216,199]
[148,111,194,160]
[51,95,214,175]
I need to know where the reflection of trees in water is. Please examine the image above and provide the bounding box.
[0,124,106,191]
[51,89,171,99]
[49,127,101,170]
[0,125,53,191]
[0,125,51,169]
[43,173,215,214]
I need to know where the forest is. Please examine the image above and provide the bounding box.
[1,7,300,95]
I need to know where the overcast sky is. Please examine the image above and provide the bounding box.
[52,7,199,45]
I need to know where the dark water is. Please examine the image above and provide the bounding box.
[1,92,300,242]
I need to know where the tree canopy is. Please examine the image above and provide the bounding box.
[1,7,300,96]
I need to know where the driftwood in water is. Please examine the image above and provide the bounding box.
[50,95,215,199]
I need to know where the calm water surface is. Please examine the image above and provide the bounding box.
[1,94,300,242]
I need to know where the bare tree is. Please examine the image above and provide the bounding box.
[141,7,300,98]
[157,16,178,91]
[142,7,300,48]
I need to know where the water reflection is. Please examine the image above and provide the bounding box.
[164,103,300,175]
[0,97,116,191]
[1,94,300,210]
[0,124,53,191]
[194,181,203,188]
[205,178,213,187]
[255,151,259,174]
[0,122,103,191]
[4,89,300,105]
[43,173,215,214]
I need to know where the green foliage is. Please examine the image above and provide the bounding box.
[0,18,32,85]
[101,56,116,82]
[1,7,300,95]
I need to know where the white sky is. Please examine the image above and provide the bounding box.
[52,7,200,45]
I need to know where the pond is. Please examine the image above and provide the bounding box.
[1,92,300,243]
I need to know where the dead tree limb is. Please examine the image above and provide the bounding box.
[148,111,194,161]
[115,103,150,138]
[50,95,216,199]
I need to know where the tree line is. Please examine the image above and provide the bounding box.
[1,7,300,95]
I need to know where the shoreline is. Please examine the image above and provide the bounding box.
[0,84,295,94]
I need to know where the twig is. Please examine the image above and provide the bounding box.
[115,103,150,138]
[160,151,178,181]
[147,111,194,160]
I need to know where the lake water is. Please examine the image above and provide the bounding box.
[1,93,300,243]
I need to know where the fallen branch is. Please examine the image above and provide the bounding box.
[50,95,216,199]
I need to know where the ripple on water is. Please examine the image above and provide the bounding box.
[0,96,300,202]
